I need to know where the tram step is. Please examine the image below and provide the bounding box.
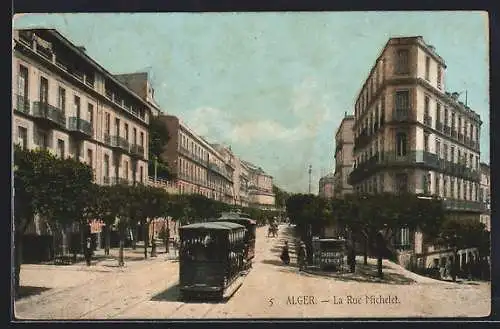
[223,274,245,299]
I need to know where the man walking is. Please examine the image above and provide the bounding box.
[84,237,92,266]
[298,241,307,271]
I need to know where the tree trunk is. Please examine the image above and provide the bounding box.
[377,256,383,278]
[143,220,148,259]
[104,225,110,256]
[349,236,356,273]
[14,230,23,298]
[118,225,124,267]
[131,225,137,250]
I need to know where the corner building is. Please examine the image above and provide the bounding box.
[333,114,355,198]
[349,36,483,215]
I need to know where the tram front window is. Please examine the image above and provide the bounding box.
[182,234,221,261]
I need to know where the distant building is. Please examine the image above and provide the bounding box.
[243,160,276,210]
[479,162,490,231]
[318,173,335,198]
[156,115,233,202]
[333,113,355,198]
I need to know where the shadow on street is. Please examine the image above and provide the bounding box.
[16,286,52,300]
[150,284,230,304]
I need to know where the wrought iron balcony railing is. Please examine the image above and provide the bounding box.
[14,94,30,114]
[32,101,66,127]
[68,117,93,137]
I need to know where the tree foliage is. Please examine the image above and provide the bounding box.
[148,117,175,180]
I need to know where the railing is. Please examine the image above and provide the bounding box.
[348,150,481,184]
[451,129,457,138]
[423,115,432,127]
[354,132,371,151]
[18,31,34,47]
[392,110,410,122]
[436,122,443,132]
[104,134,129,151]
[442,199,487,213]
[130,144,145,157]
[458,133,464,142]
[32,101,66,127]
[14,94,30,114]
[68,117,92,136]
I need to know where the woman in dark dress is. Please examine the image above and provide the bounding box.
[280,240,290,265]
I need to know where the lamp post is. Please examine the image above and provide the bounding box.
[308,164,312,194]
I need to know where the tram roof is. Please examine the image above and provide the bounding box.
[180,221,245,231]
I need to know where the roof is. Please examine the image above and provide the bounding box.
[180,221,245,231]
[15,29,153,114]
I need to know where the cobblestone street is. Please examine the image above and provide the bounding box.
[15,225,490,319]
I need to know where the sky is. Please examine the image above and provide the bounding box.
[13,12,490,194]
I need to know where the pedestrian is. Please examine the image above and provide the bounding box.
[280,240,290,265]
[84,237,92,266]
[298,241,308,271]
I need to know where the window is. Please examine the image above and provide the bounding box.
[124,123,129,141]
[104,154,110,178]
[124,160,129,180]
[463,180,467,199]
[399,227,410,248]
[380,95,385,123]
[140,166,144,183]
[105,113,110,135]
[395,90,410,115]
[444,108,448,126]
[40,77,48,104]
[395,173,408,194]
[73,96,81,117]
[58,87,66,113]
[470,123,474,141]
[18,65,29,98]
[87,149,93,168]
[451,146,455,163]
[57,139,65,158]
[115,118,120,136]
[436,103,441,124]
[425,56,430,80]
[469,154,474,169]
[133,128,137,145]
[423,173,431,194]
[451,177,455,198]
[35,129,49,149]
[17,126,27,149]
[396,49,409,74]
[443,176,448,197]
[458,180,462,199]
[424,134,429,152]
[435,174,440,196]
[451,113,456,131]
[424,96,430,117]
[87,104,94,126]
[443,144,448,161]
[435,140,441,158]
[382,58,386,81]
[437,66,442,89]
[140,131,144,147]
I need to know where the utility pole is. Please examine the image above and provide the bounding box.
[308,164,312,194]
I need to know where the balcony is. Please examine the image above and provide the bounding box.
[68,117,92,139]
[443,125,451,135]
[354,131,371,152]
[464,137,471,148]
[458,133,464,142]
[130,144,145,158]
[451,129,457,138]
[436,122,443,132]
[14,94,30,114]
[392,110,410,122]
[104,134,129,152]
[32,101,66,128]
[423,115,432,127]
[442,199,487,213]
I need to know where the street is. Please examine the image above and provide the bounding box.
[15,225,490,319]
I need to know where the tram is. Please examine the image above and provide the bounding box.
[212,212,257,270]
[178,221,247,300]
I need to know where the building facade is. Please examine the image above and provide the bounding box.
[13,29,151,240]
[347,36,485,269]
[157,115,233,202]
[243,161,276,210]
[334,113,355,198]
[318,173,335,198]
[479,162,491,231]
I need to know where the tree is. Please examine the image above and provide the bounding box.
[139,185,170,258]
[149,117,175,180]
[435,217,488,281]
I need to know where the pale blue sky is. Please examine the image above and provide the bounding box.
[13,12,490,193]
